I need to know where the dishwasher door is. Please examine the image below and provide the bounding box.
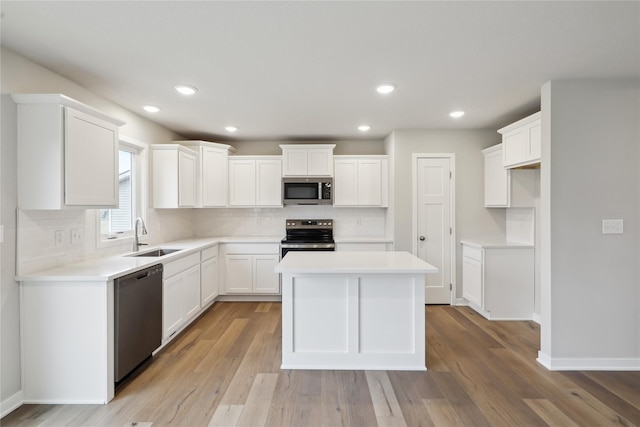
[114,264,163,383]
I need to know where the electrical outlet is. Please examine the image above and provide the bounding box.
[70,229,82,244]
[55,230,64,247]
[602,219,623,234]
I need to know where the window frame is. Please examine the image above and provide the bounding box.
[96,135,148,249]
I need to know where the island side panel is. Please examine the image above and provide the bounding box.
[281,272,426,370]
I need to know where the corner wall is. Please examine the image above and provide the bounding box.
[539,79,640,369]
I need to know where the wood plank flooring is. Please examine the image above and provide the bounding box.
[3,302,639,426]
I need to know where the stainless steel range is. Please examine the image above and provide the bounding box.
[280,219,335,258]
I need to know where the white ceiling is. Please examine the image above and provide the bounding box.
[1,1,639,141]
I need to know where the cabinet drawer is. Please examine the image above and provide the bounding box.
[224,243,279,255]
[164,252,200,279]
[462,245,483,262]
[201,245,218,261]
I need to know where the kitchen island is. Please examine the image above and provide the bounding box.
[275,251,438,371]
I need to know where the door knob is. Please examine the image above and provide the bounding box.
[419,236,426,241]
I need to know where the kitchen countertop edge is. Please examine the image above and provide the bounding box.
[460,239,534,249]
[16,236,283,282]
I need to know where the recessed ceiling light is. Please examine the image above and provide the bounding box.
[358,125,371,132]
[175,85,198,95]
[143,105,160,113]
[376,84,396,95]
[225,126,238,133]
[449,110,465,118]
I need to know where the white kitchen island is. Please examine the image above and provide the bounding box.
[275,251,438,371]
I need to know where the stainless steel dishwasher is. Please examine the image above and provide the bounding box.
[114,264,163,383]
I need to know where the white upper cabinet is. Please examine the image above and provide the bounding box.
[228,156,282,207]
[12,94,124,209]
[498,112,541,169]
[333,156,388,207]
[483,144,536,208]
[151,144,197,208]
[280,144,335,177]
[177,141,236,208]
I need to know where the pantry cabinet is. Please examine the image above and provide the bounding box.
[280,144,335,177]
[177,141,236,207]
[461,242,534,320]
[221,243,280,295]
[483,144,536,208]
[333,156,388,207]
[12,94,124,210]
[151,144,197,208]
[163,253,202,341]
[228,156,282,207]
[498,112,541,169]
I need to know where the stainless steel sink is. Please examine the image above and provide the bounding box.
[126,248,181,257]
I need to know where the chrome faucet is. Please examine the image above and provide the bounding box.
[134,217,148,251]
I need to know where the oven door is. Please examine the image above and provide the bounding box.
[280,242,335,258]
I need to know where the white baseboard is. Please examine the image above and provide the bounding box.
[537,351,640,371]
[454,298,468,306]
[532,312,541,324]
[1,390,23,418]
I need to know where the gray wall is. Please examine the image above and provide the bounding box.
[387,129,507,298]
[230,139,385,155]
[540,79,639,365]
[0,47,183,410]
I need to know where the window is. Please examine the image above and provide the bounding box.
[97,137,147,246]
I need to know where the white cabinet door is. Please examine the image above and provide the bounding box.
[201,256,219,306]
[163,274,185,340]
[182,265,202,322]
[502,129,528,168]
[201,146,228,207]
[64,107,119,207]
[483,144,510,207]
[225,254,253,293]
[334,159,358,205]
[255,159,282,207]
[357,159,382,206]
[178,150,196,207]
[152,145,197,208]
[528,122,542,160]
[228,159,257,206]
[307,148,333,176]
[253,255,280,294]
[282,148,308,177]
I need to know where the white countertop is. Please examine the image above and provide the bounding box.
[460,239,534,249]
[17,236,282,282]
[275,251,438,274]
[334,237,394,243]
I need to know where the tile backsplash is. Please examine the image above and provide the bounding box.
[17,206,387,274]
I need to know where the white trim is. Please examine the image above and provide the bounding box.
[537,351,640,371]
[96,135,148,249]
[0,390,23,418]
[454,297,469,306]
[411,153,456,305]
[532,312,541,325]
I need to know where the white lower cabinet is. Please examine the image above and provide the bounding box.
[222,243,280,294]
[200,245,219,306]
[461,242,534,320]
[162,253,202,341]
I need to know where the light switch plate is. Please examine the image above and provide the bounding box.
[602,219,623,234]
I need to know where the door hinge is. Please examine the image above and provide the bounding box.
[449,227,452,235]
[449,171,452,179]
[449,283,452,291]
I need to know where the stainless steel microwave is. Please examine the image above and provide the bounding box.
[282,177,333,205]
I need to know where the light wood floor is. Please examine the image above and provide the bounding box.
[3,302,639,426]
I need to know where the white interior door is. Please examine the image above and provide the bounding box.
[415,156,453,304]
